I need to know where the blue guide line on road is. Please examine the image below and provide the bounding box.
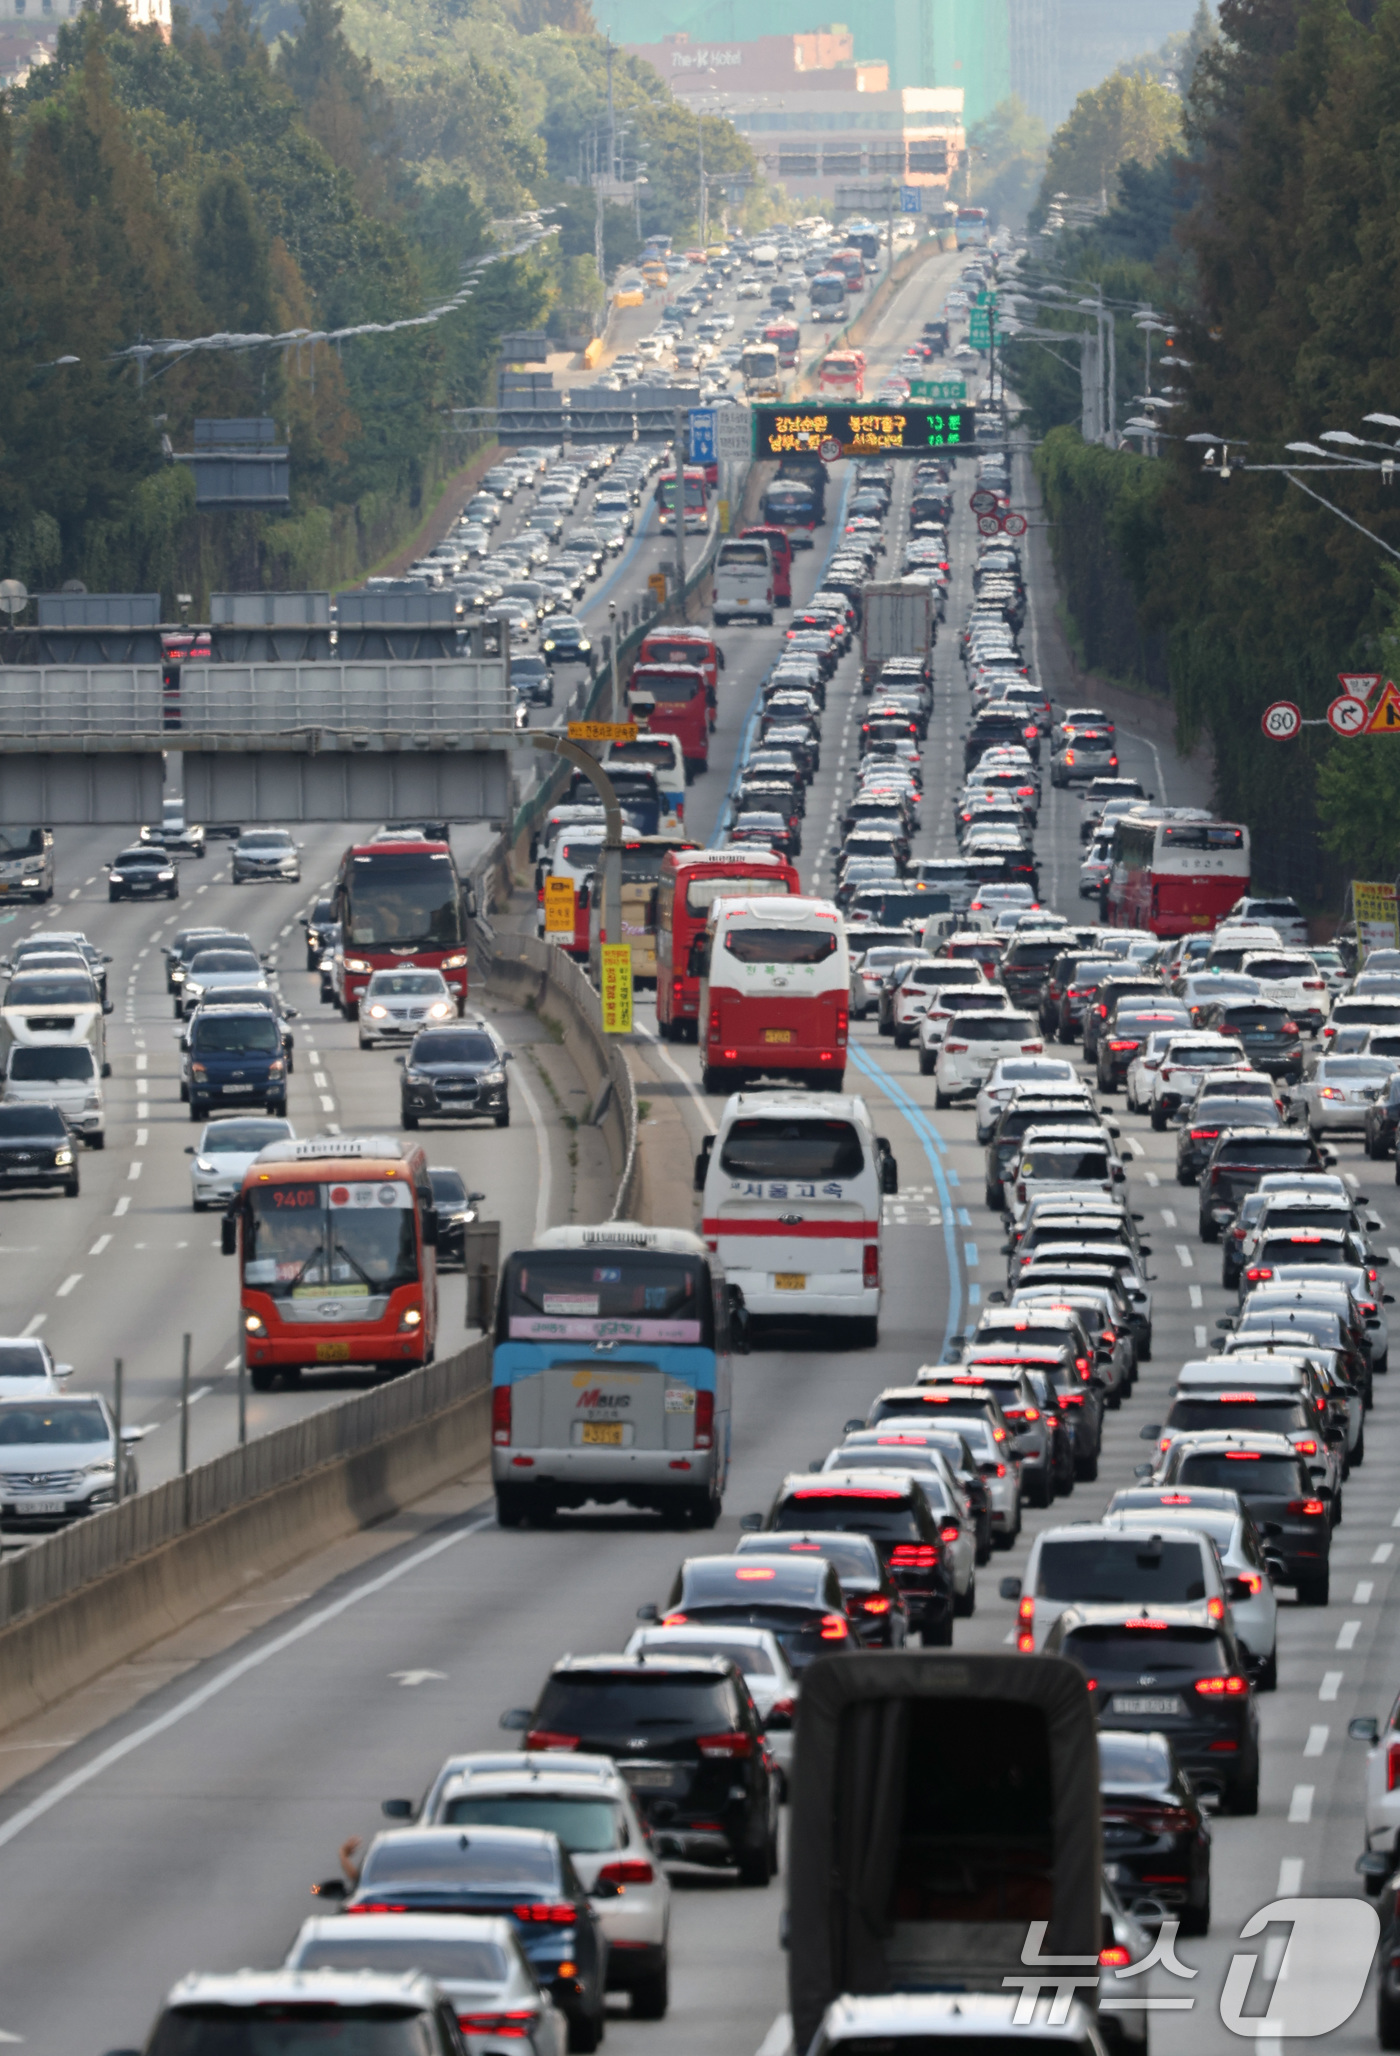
[848,1043,963,1359]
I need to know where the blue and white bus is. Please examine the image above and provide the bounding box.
[492,1224,737,1529]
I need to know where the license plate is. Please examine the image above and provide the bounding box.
[315,1341,352,1363]
[623,1767,678,1789]
[11,1496,64,1514]
[222,1084,256,1094]
[581,1422,625,1445]
[764,1028,794,1044]
[1111,1694,1183,1717]
[774,1273,806,1290]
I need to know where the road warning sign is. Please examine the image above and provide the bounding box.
[544,877,576,934]
[1364,681,1400,734]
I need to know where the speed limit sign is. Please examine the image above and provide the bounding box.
[818,437,842,463]
[977,512,1001,537]
[1261,700,1301,741]
[1002,511,1028,537]
[1328,694,1369,737]
[969,487,997,515]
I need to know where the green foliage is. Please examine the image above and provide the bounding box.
[1040,73,1184,206]
[1034,426,1170,691]
[967,96,1048,231]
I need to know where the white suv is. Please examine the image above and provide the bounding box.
[1239,948,1332,1032]
[932,1008,1042,1105]
[1147,1031,1249,1128]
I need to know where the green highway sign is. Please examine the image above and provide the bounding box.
[910,377,967,401]
[753,401,969,456]
[969,310,994,348]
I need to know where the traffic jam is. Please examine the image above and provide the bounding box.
[4,237,1399,2056]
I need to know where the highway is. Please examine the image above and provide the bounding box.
[3,227,1391,2056]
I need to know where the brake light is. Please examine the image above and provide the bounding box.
[695,1389,714,1451]
[1282,1020,1299,1035]
[1075,1357,1089,1376]
[1288,1499,1327,1517]
[863,1243,880,1289]
[890,1543,940,1568]
[1207,1595,1225,1620]
[1021,1042,1043,1054]
[697,1731,754,1758]
[735,1567,776,1581]
[458,2013,534,2038]
[820,1613,849,1641]
[492,1384,512,1447]
[1108,1039,1137,1052]
[596,1858,654,1886]
[1125,1619,1170,1630]
[513,1902,578,1924]
[1225,1452,1261,1461]
[1236,1572,1263,1595]
[1194,1675,1249,1696]
[1018,1630,1035,1653]
[1101,1327,1116,1345]
[939,1524,962,1544]
[1022,1407,1040,1422]
[1294,1438,1318,1455]
[1097,1004,1108,1018]
[945,1040,968,1054]
[1100,1946,1132,1969]
[1386,1742,1400,1793]
[861,1594,893,1615]
[1244,1267,1273,1283]
[837,1007,849,1044]
[661,1611,689,1624]
[708,1007,720,1041]
[1018,1595,1034,1623]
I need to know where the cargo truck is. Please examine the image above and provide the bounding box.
[860,580,935,692]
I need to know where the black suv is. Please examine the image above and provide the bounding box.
[1197,998,1304,1081]
[400,1022,511,1129]
[1082,976,1164,1060]
[759,1468,955,1644]
[503,1654,779,1884]
[108,846,178,901]
[1096,1001,1191,1091]
[1197,1126,1325,1240]
[0,1103,78,1196]
[299,896,336,972]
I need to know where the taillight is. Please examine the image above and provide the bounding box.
[1282,1019,1299,1035]
[1193,1675,1249,1696]
[1099,1946,1132,1969]
[1101,1326,1116,1345]
[945,1040,968,1053]
[525,1731,580,1751]
[1207,1595,1225,1620]
[1294,1438,1318,1455]
[939,1524,962,1544]
[862,1594,892,1614]
[891,1543,939,1568]
[1236,1572,1263,1596]
[513,1902,579,1924]
[596,1858,655,1886]
[459,2013,534,2038]
[492,1384,512,1447]
[836,1007,848,1044]
[1288,1499,1327,1517]
[695,1390,714,1450]
[1075,1356,1089,1376]
[1017,1630,1035,1653]
[1386,1742,1400,1793]
[708,1006,720,1041]
[1244,1266,1273,1283]
[820,1613,849,1640]
[1018,1595,1035,1624]
[1022,1407,1040,1422]
[863,1243,880,1288]
[697,1730,755,1758]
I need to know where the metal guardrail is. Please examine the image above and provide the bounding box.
[0,1339,492,1631]
[0,662,513,737]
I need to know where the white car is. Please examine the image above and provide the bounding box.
[0,1391,140,1525]
[1291,1053,1394,1133]
[1227,894,1309,947]
[409,1753,670,2015]
[809,1993,1102,2056]
[3,1040,106,1146]
[888,958,967,1047]
[932,1008,1042,1105]
[1000,1520,1230,1654]
[851,944,919,1020]
[284,1917,567,2056]
[1007,1123,1124,1224]
[0,1335,71,1396]
[916,982,1011,1071]
[974,1055,1081,1142]
[358,968,458,1047]
[188,1114,295,1210]
[627,1622,798,1790]
[1123,1028,1176,1113]
[0,968,107,1075]
[1146,1032,1249,1128]
[1239,949,1332,1032]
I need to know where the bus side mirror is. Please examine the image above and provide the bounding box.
[221,1214,238,1257]
[694,1135,714,1192]
[422,1210,438,1247]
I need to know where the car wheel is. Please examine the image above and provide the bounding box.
[1379,1986,1400,2052]
[495,1105,511,1128]
[64,1179,79,1198]
[1199,1217,1220,1242]
[566,2008,603,2053]
[1228,1772,1259,1817]
[1298,1569,1330,1605]
[736,1834,773,1888]
[1025,1467,1050,1509]
[630,1967,669,2021]
[1074,1450,1099,1482]
[923,1610,955,1647]
[190,1101,208,1123]
[893,1026,911,1049]
[933,1086,948,1109]
[954,1575,976,1618]
[88,1134,105,1151]
[919,1048,933,1075]
[250,1364,275,1393]
[401,1111,419,1131]
[494,1485,531,1527]
[1180,1890,1211,1937]
[1150,1104,1166,1131]
[1256,1647,1278,1692]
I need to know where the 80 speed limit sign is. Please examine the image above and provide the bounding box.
[1261,700,1301,741]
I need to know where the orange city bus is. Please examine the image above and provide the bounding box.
[224,1134,438,1391]
[655,846,800,1039]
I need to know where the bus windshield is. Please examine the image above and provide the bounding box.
[243,1182,419,1300]
[686,875,791,914]
[723,926,836,964]
[344,851,462,949]
[501,1249,712,1344]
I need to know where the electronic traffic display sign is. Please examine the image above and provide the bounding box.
[753,402,969,458]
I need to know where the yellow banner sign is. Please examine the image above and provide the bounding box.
[1355,879,1399,954]
[567,721,638,744]
[543,877,576,934]
[647,572,668,606]
[600,943,634,1034]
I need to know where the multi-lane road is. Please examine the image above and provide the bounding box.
[3,230,1391,2056]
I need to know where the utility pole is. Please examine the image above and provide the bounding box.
[605,30,616,180]
[672,406,688,617]
[698,117,707,247]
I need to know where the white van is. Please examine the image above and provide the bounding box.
[696,1089,896,1344]
[601,735,686,836]
[3,1041,105,1146]
[713,538,774,627]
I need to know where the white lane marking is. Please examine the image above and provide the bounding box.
[1189,1285,1203,1309]
[1277,1857,1304,1895]
[113,1195,130,1217]
[88,1235,111,1257]
[225,1356,241,1372]
[312,1071,328,1089]
[280,924,293,937]
[1337,1620,1361,1650]
[128,1161,143,1181]
[318,1094,335,1113]
[511,1054,555,1242]
[1288,1784,1314,1824]
[1194,1324,1207,1347]
[633,1020,717,1133]
[20,1315,45,1337]
[0,1512,493,1852]
[196,884,208,895]
[66,887,80,900]
[1123,1136,1144,1157]
[135,1055,147,1072]
[754,2017,793,2056]
[1355,1580,1375,1604]
[1374,1543,1394,1564]
[1175,1244,1193,1268]
[1144,1170,1159,1186]
[1391,1509,1400,1528]
[84,875,96,886]
[1160,1209,1177,1227]
[135,1128,148,1147]
[187,1385,211,1406]
[54,1274,81,1298]
[1304,1725,1329,1757]
[1320,1671,1343,1701]
[138,1101,149,1119]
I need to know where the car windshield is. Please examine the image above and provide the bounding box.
[1099,1732,1175,1788]
[439,1793,623,1852]
[5,976,94,1004]
[955,1014,1034,1042]
[294,1935,508,1979]
[147,2011,436,2055]
[428,1170,467,1204]
[116,852,167,869]
[1036,1538,1208,1603]
[411,1033,497,1066]
[0,1343,47,1378]
[345,852,462,950]
[366,974,446,997]
[1318,1057,1393,1078]
[240,834,293,850]
[202,1122,291,1154]
[190,953,261,975]
[1176,1452,1308,1493]
[1063,1625,1231,1676]
[719,1118,864,1181]
[7,1047,95,1081]
[194,1017,281,1055]
[0,1403,105,1445]
[0,1106,65,1136]
[641,1636,776,1675]
[774,1490,919,1540]
[243,1184,419,1300]
[1021,1149,1110,1181]
[1168,1398,1307,1433]
[533,1673,737,1732]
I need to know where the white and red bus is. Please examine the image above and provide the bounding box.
[819,350,865,400]
[656,847,800,1040]
[333,837,467,1019]
[763,319,802,368]
[1106,813,1251,937]
[699,895,850,1095]
[956,206,990,248]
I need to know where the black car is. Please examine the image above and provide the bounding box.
[426,1166,483,1267]
[1046,1603,1260,1813]
[1097,1001,1192,1091]
[1176,1099,1282,1188]
[512,655,554,709]
[729,808,798,860]
[1197,1125,1325,1239]
[401,1023,511,1129]
[759,1469,954,1644]
[299,896,336,972]
[184,986,296,1073]
[1364,1071,1400,1158]
[1082,976,1164,1061]
[109,846,178,901]
[1097,1728,1212,1933]
[643,1552,856,1669]
[502,1654,779,1884]
[164,927,254,998]
[733,1526,909,1646]
[738,778,804,844]
[1158,1436,1331,1605]
[0,1103,79,1196]
[1043,953,1117,1041]
[342,1824,608,2047]
[1197,998,1304,1081]
[541,617,592,665]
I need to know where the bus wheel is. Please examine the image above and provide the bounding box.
[701,1065,735,1095]
[250,1365,275,1393]
[495,1486,530,1528]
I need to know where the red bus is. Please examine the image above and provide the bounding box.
[656,846,800,1039]
[332,837,468,1019]
[226,1134,437,1390]
[699,895,850,1093]
[828,248,867,292]
[638,626,723,713]
[629,664,710,776]
[1106,814,1251,937]
[741,524,793,606]
[763,319,801,368]
[655,466,710,533]
[819,350,865,399]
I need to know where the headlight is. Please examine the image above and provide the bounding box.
[194,1156,215,1172]
[367,1004,389,1018]
[158,870,175,881]
[185,984,204,999]
[577,638,591,652]
[268,1059,285,1077]
[344,957,372,974]
[245,1313,266,1335]
[191,1063,207,1079]
[404,1069,427,1085]
[480,1069,506,1087]
[85,1094,101,1109]
[543,640,555,651]
[171,968,186,982]
[85,1459,115,1476]
[398,1307,423,1330]
[54,1149,73,1166]
[426,1002,453,1019]
[442,953,469,970]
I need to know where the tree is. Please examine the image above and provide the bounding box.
[967,95,1048,229]
[1040,73,1183,205]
